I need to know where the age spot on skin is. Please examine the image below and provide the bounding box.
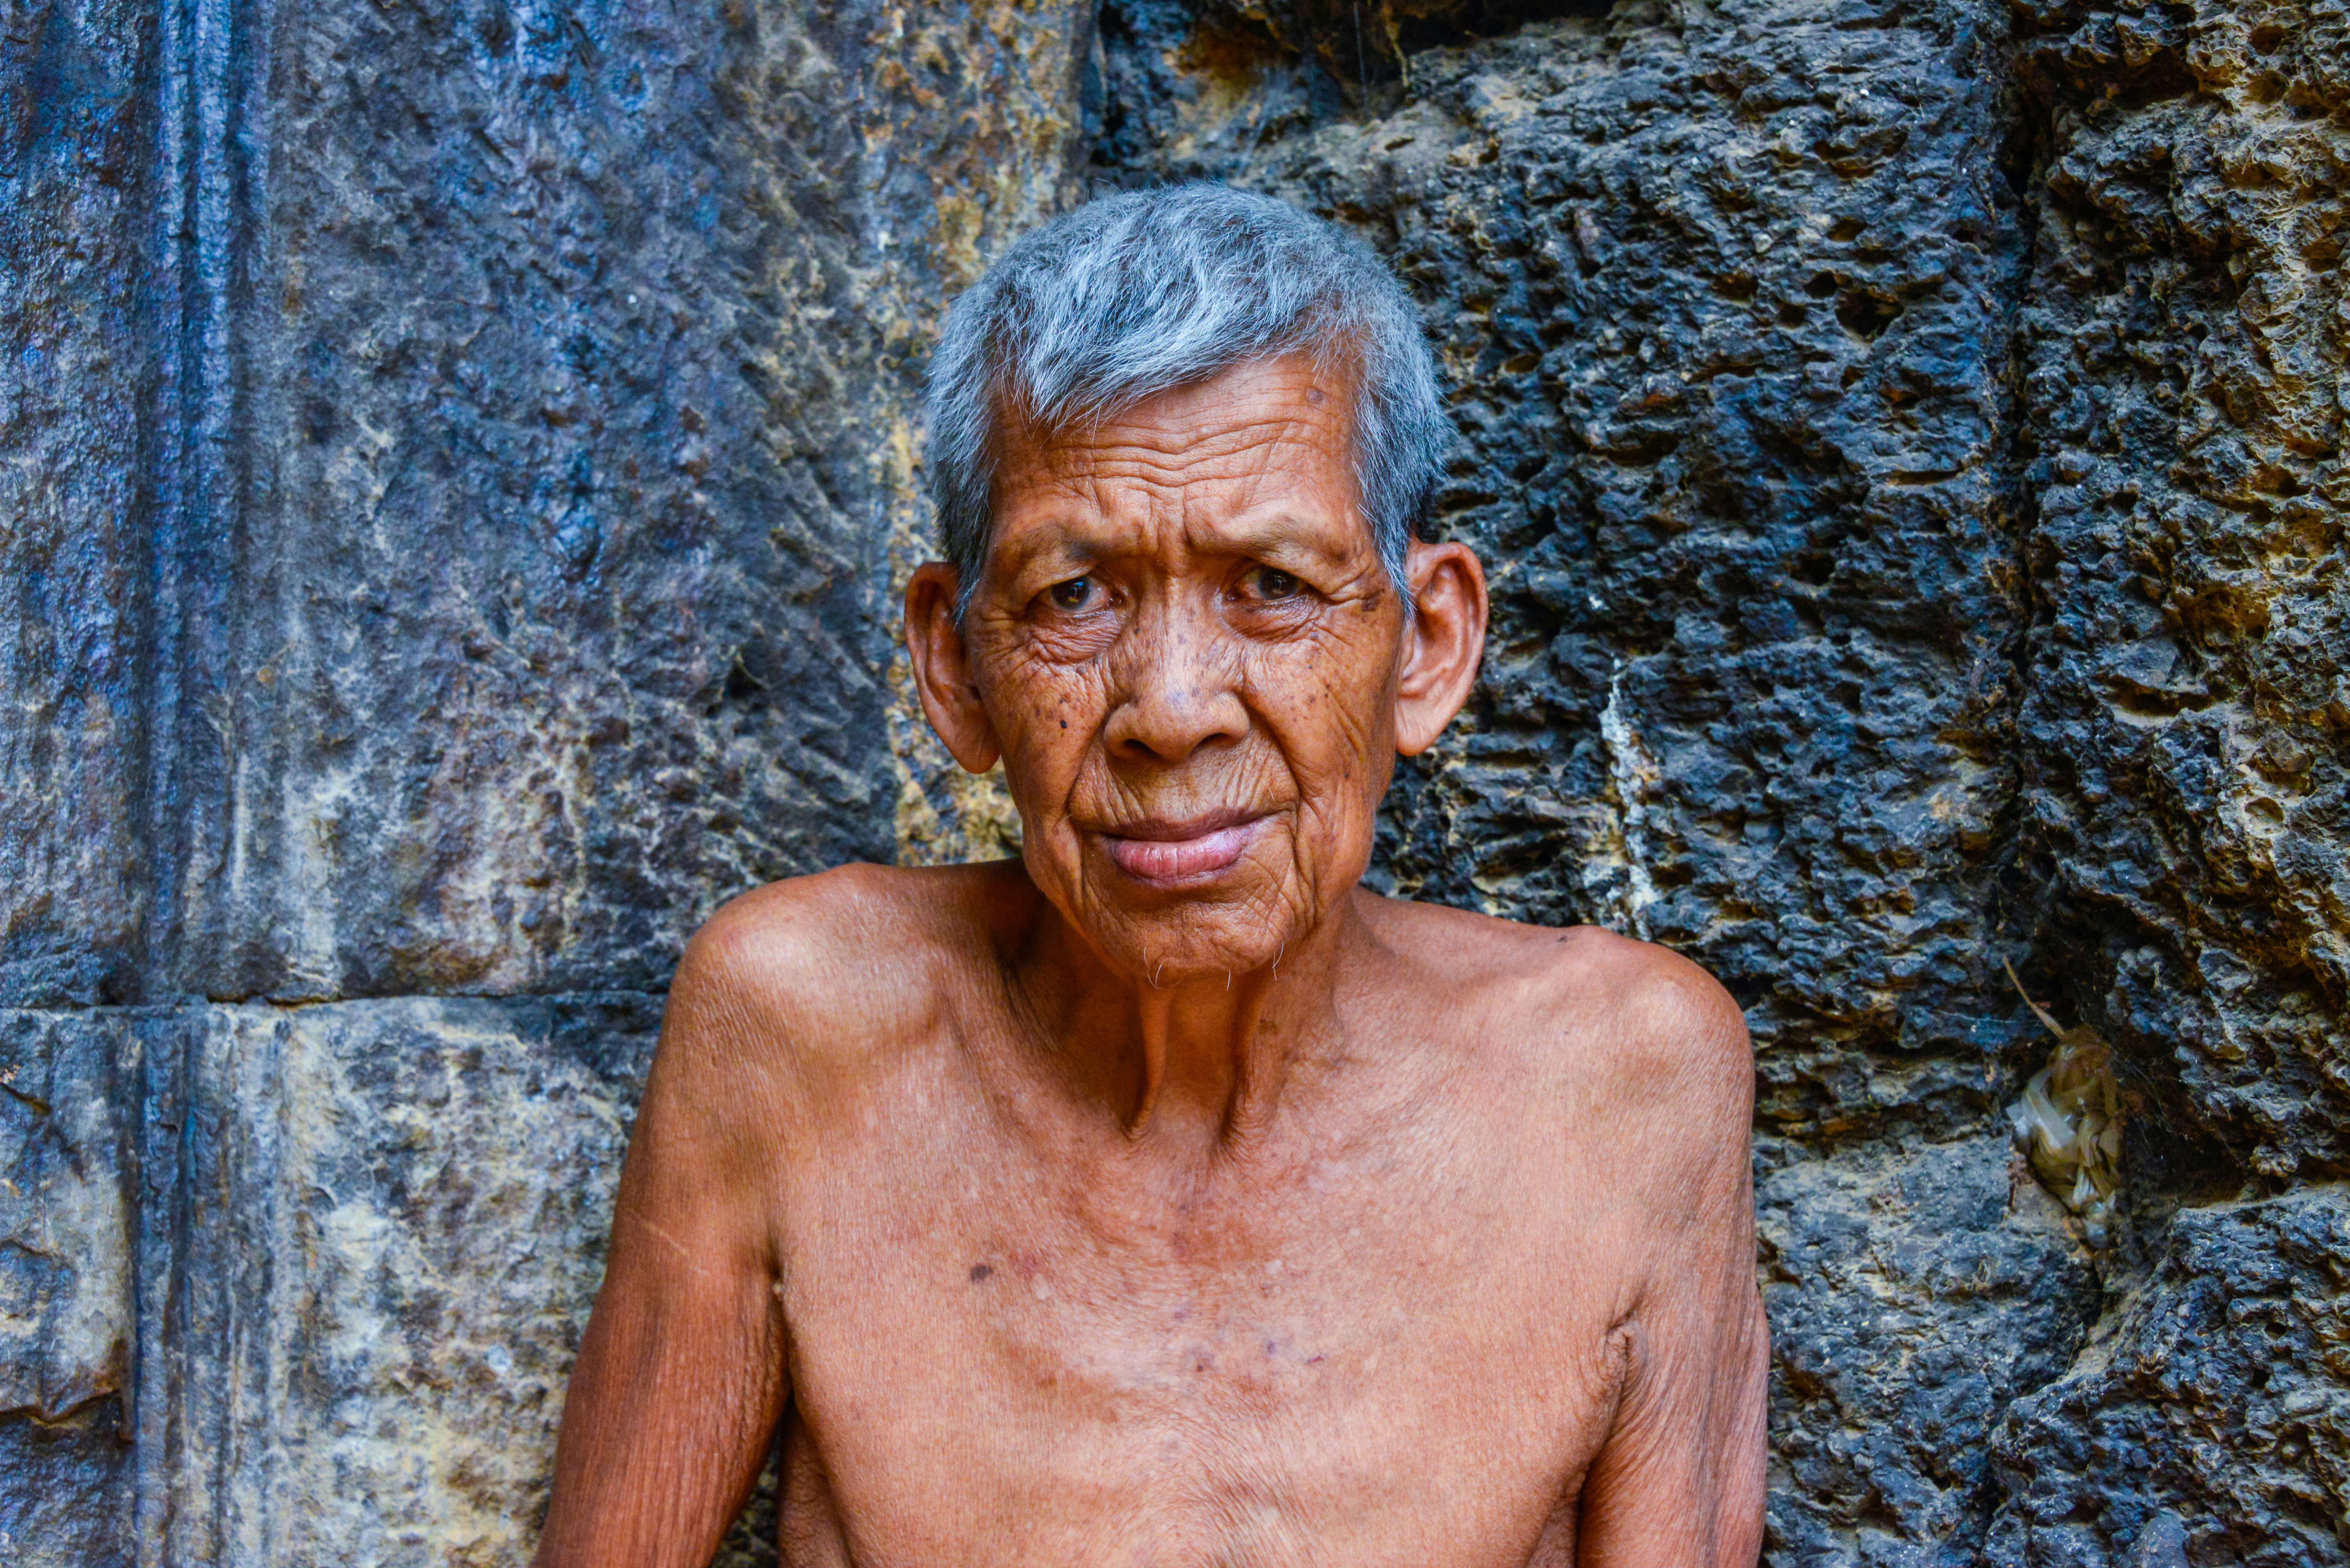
[970,1264,993,1283]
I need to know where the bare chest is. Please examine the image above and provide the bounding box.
[769,1089,1629,1567]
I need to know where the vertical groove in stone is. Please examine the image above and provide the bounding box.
[142,0,250,1003]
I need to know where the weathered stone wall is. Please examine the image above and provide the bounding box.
[2,0,2343,1562]
[3,0,1084,1557]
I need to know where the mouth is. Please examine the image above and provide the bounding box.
[1096,810,1267,886]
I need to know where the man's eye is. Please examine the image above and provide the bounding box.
[1243,566,1304,601]
[1048,576,1094,611]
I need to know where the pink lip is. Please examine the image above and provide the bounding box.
[1099,813,1263,884]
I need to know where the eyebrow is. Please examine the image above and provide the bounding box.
[1200,512,1355,568]
[991,528,1110,581]
[994,511,1357,584]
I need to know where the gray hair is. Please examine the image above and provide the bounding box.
[922,184,1450,618]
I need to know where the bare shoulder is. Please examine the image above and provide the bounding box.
[653,859,1033,1111]
[1356,893,1753,1171]
[682,860,1016,1005]
[1549,923,1753,1127]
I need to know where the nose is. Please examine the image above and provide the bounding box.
[1102,592,1248,764]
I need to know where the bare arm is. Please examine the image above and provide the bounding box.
[1575,966,1769,1568]
[536,924,792,1567]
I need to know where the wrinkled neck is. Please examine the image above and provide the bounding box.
[1017,904,1352,1147]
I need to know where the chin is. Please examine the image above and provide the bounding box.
[1073,881,1315,986]
[1141,929,1292,986]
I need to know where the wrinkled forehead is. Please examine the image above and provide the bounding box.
[983,352,1372,571]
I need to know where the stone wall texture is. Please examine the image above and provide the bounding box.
[1,0,2343,1561]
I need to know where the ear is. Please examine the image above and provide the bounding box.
[905,562,1003,774]
[1393,539,1487,757]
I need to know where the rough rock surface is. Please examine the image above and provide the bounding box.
[0,1013,133,1563]
[0,0,153,1010]
[137,998,656,1565]
[1756,1136,2100,1561]
[2011,0,2350,1182]
[1991,1186,2350,1568]
[3,0,2345,1563]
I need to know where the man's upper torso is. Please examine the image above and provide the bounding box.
[670,863,1762,1568]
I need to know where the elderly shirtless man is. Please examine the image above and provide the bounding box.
[536,185,1766,1567]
